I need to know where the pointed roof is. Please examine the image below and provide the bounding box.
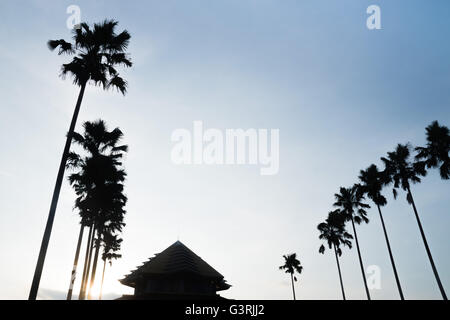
[120,241,230,289]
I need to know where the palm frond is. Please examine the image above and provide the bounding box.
[47,39,74,55]
[107,74,127,95]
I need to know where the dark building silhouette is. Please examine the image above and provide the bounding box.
[119,241,231,300]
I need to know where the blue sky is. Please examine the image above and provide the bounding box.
[0,0,449,299]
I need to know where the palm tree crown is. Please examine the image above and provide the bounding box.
[381,143,426,202]
[102,233,123,264]
[318,210,353,256]
[415,121,450,180]
[359,164,388,207]
[48,19,132,93]
[279,253,303,279]
[334,185,370,224]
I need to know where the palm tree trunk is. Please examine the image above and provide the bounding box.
[290,273,296,300]
[351,216,371,300]
[407,187,447,300]
[333,244,346,300]
[376,204,404,300]
[78,224,92,299]
[99,259,107,300]
[29,81,87,300]
[67,224,84,300]
[87,232,102,300]
[79,225,95,300]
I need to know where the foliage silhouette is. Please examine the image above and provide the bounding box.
[415,121,450,180]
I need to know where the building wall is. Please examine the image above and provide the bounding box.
[134,275,216,296]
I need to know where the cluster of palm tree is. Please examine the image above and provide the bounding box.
[279,253,303,300]
[29,19,132,300]
[318,121,449,300]
[66,120,127,300]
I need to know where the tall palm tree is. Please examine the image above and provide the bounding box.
[359,164,404,299]
[279,253,303,300]
[30,20,132,300]
[334,185,371,300]
[318,210,353,300]
[415,121,450,180]
[66,120,127,300]
[382,143,447,300]
[99,233,122,300]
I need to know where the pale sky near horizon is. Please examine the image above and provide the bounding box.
[0,0,450,300]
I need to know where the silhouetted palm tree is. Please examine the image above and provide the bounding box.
[66,120,127,300]
[334,185,371,300]
[99,233,122,300]
[359,164,404,299]
[318,210,352,300]
[29,20,132,300]
[415,121,450,180]
[382,143,447,300]
[279,253,303,300]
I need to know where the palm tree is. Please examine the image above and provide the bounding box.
[382,143,447,300]
[66,120,127,300]
[29,20,132,300]
[279,253,303,300]
[99,233,122,300]
[359,164,404,299]
[318,210,353,300]
[415,121,450,180]
[334,185,371,300]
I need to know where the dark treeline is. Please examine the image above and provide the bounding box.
[318,121,450,300]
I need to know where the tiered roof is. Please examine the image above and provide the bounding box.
[120,241,230,291]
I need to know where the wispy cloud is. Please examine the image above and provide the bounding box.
[0,171,12,178]
[38,288,66,300]
[38,288,121,300]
